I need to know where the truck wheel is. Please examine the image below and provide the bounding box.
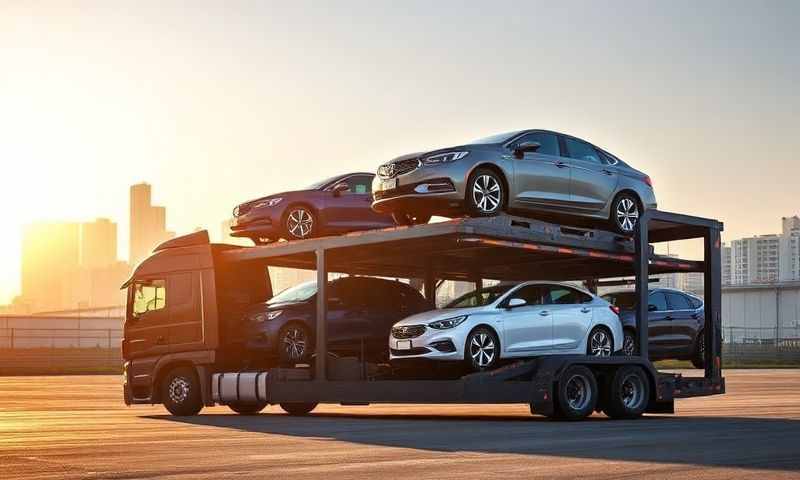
[555,365,598,420]
[280,402,318,416]
[228,402,268,415]
[691,331,705,369]
[604,365,649,419]
[161,366,203,416]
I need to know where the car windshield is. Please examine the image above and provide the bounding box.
[267,281,317,305]
[306,175,344,190]
[445,284,517,308]
[602,291,638,310]
[467,130,525,145]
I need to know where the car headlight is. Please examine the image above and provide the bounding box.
[253,310,282,322]
[254,197,283,208]
[421,151,469,166]
[428,316,467,330]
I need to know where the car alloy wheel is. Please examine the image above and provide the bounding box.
[588,328,612,356]
[471,174,502,214]
[623,331,636,356]
[468,331,497,369]
[615,197,639,233]
[282,326,307,362]
[286,208,314,239]
[168,376,190,404]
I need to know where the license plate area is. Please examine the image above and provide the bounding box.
[382,178,398,190]
[395,340,412,350]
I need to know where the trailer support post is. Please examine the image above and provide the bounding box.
[704,226,722,380]
[315,247,327,381]
[634,211,650,360]
[423,260,436,309]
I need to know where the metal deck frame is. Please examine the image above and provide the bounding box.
[218,211,724,409]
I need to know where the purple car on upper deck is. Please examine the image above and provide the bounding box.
[231,173,395,244]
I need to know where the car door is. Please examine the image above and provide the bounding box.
[506,132,573,209]
[549,285,594,351]
[124,278,170,358]
[646,291,672,356]
[323,175,390,231]
[325,279,370,350]
[562,136,619,212]
[500,284,553,356]
[665,292,703,352]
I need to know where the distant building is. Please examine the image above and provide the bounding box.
[779,216,800,282]
[81,218,117,269]
[730,234,780,284]
[722,244,732,286]
[129,183,174,266]
[20,222,81,312]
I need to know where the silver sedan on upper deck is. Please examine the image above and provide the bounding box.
[371,129,657,234]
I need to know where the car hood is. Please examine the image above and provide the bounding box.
[247,300,309,314]
[392,306,487,327]
[386,145,479,164]
[238,189,307,207]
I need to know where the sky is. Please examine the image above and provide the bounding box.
[0,0,798,304]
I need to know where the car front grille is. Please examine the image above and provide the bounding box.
[391,325,426,339]
[378,158,420,179]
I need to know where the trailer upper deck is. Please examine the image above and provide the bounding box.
[218,214,715,281]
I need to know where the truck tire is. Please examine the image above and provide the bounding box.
[555,365,598,420]
[228,402,268,415]
[604,365,649,419]
[279,402,318,416]
[161,366,203,416]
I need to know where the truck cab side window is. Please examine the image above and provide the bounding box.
[132,279,167,317]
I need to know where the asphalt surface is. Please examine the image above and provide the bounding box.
[1,370,799,479]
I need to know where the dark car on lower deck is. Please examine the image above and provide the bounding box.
[602,288,706,368]
[238,276,430,366]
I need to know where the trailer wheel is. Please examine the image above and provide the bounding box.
[161,366,203,416]
[604,365,649,419]
[227,402,268,415]
[280,402,318,416]
[555,365,598,420]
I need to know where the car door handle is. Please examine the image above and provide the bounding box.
[539,310,550,316]
[554,161,568,169]
[581,307,591,314]
[601,169,614,176]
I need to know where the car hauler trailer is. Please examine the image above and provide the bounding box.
[123,209,723,420]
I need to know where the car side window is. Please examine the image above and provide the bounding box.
[345,175,372,194]
[132,279,167,318]
[510,132,560,157]
[547,286,592,305]
[666,292,692,311]
[510,285,547,306]
[689,297,703,309]
[563,137,602,164]
[648,292,669,311]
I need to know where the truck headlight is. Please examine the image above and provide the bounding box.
[428,316,467,330]
[421,151,469,166]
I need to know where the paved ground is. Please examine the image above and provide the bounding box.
[0,370,799,479]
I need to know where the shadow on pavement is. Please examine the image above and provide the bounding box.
[151,411,800,471]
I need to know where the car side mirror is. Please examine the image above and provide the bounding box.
[648,304,658,312]
[513,141,541,158]
[332,183,350,197]
[506,298,527,309]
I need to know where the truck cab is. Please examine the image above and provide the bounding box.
[122,230,272,412]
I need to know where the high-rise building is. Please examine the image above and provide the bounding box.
[20,222,81,312]
[779,216,800,282]
[129,183,174,266]
[81,218,117,269]
[731,234,780,284]
[722,244,732,286]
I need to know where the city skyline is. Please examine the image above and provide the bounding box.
[1,1,799,304]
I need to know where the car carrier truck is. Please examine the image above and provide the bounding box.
[122,209,724,420]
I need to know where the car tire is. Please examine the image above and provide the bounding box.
[280,402,318,416]
[466,168,505,217]
[464,327,500,372]
[587,326,614,357]
[622,329,637,356]
[610,192,641,235]
[555,365,598,420]
[691,331,705,369]
[278,323,312,366]
[284,205,317,240]
[161,366,203,416]
[392,211,432,226]
[604,365,649,419]
[228,402,268,415]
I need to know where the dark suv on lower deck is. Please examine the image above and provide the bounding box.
[602,288,706,368]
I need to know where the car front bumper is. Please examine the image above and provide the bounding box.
[230,209,281,239]
[371,163,469,214]
[388,325,466,362]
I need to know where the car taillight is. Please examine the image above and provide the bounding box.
[644,176,653,187]
[610,305,620,315]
